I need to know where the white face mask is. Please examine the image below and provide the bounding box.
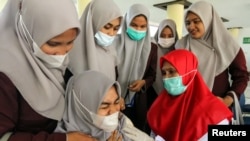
[33,42,67,68]
[158,37,175,48]
[90,111,119,132]
[94,31,115,47]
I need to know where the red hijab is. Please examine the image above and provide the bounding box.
[147,49,232,141]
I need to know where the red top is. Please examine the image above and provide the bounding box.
[147,49,233,141]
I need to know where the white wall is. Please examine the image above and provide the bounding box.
[238,28,250,71]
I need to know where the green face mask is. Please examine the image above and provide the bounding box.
[126,26,146,41]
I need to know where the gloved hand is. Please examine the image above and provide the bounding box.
[122,117,154,141]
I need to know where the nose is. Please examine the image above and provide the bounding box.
[57,45,72,55]
[108,29,115,36]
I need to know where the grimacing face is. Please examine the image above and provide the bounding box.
[130,15,148,31]
[100,17,121,36]
[185,12,205,39]
[97,86,121,116]
[40,28,78,55]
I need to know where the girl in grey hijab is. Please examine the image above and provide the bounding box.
[152,19,178,95]
[175,1,248,107]
[113,3,157,134]
[0,0,96,140]
[55,70,154,141]
[69,0,123,81]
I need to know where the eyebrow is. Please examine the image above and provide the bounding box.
[47,38,75,45]
[100,96,120,106]
[185,18,201,22]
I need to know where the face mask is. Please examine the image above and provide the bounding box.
[33,42,67,68]
[91,111,119,132]
[126,26,146,41]
[162,70,197,96]
[94,31,115,47]
[158,37,175,48]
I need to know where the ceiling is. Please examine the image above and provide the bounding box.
[114,0,250,29]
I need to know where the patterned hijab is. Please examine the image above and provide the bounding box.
[152,19,178,94]
[69,0,123,81]
[0,0,80,120]
[55,70,130,141]
[175,1,240,90]
[147,49,233,141]
[113,3,151,101]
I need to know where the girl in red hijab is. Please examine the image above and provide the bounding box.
[147,49,233,141]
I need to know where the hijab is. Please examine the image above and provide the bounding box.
[113,3,151,102]
[0,0,80,120]
[69,0,123,81]
[147,49,233,141]
[175,1,240,90]
[152,19,178,94]
[55,70,131,141]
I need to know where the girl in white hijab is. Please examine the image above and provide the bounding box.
[175,1,249,107]
[113,3,157,134]
[152,19,178,95]
[0,0,96,140]
[55,70,154,141]
[69,0,123,81]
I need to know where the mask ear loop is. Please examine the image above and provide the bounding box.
[182,69,197,87]
[72,90,96,123]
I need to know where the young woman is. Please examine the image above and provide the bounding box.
[69,0,123,81]
[152,19,178,95]
[175,1,249,107]
[147,49,233,141]
[113,3,157,134]
[0,0,95,140]
[55,70,154,141]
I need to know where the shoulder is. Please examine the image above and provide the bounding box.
[0,72,16,89]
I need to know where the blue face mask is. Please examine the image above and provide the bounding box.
[162,70,197,96]
[94,31,115,47]
[126,26,146,41]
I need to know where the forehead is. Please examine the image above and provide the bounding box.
[131,15,147,24]
[106,17,121,26]
[161,27,173,34]
[186,12,200,20]
[102,86,118,102]
[162,61,174,69]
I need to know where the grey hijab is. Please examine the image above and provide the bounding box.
[55,70,131,141]
[152,19,178,94]
[175,1,240,90]
[69,0,122,81]
[113,4,151,102]
[0,0,80,120]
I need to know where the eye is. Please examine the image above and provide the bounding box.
[161,70,166,75]
[104,24,112,30]
[46,41,60,47]
[185,21,191,26]
[114,26,120,31]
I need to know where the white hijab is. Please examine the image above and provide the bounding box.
[175,1,240,90]
[113,4,151,101]
[152,19,178,94]
[69,0,123,81]
[0,0,80,120]
[55,70,131,141]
